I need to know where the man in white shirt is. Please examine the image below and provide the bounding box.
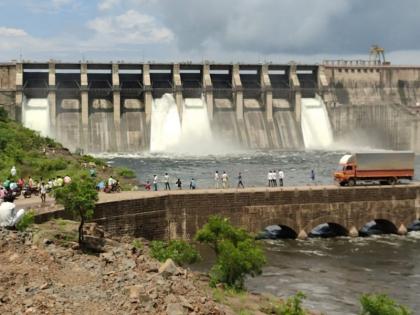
[278,169,284,186]
[222,171,229,189]
[164,173,170,190]
[214,171,220,189]
[153,175,158,191]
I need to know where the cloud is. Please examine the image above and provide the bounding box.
[98,0,120,11]
[155,0,420,55]
[87,10,174,44]
[0,27,28,37]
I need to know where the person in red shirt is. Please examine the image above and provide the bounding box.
[17,178,25,189]
[144,181,151,191]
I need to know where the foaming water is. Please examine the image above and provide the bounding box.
[301,96,333,149]
[150,94,182,152]
[22,98,51,137]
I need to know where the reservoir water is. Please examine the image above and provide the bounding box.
[105,150,420,314]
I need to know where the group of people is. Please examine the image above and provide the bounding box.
[267,169,285,187]
[0,166,73,203]
[144,173,197,191]
[214,171,244,189]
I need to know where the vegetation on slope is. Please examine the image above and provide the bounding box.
[0,108,138,188]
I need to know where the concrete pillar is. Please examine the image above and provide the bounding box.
[317,65,332,105]
[297,229,308,240]
[232,64,243,121]
[15,63,23,121]
[80,63,89,151]
[143,64,152,123]
[173,63,183,118]
[48,62,56,132]
[260,64,273,121]
[349,226,359,237]
[289,64,301,122]
[112,63,121,151]
[202,63,213,121]
[398,223,408,235]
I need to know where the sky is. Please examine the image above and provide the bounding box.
[0,0,419,64]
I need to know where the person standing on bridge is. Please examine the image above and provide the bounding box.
[153,175,158,191]
[278,169,284,186]
[214,171,220,189]
[237,172,244,188]
[190,178,196,190]
[267,170,272,187]
[164,173,171,190]
[310,169,315,183]
[176,178,182,190]
[222,171,229,189]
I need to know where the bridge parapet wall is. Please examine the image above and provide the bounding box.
[43,185,418,240]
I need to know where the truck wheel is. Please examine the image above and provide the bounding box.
[388,178,397,185]
[348,179,356,186]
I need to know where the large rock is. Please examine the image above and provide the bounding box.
[166,303,187,315]
[158,259,180,278]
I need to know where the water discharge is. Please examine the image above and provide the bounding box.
[301,95,333,149]
[150,94,182,152]
[22,98,51,137]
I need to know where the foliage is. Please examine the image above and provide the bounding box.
[132,239,143,250]
[0,107,8,121]
[79,155,106,167]
[360,294,412,315]
[195,215,266,290]
[150,240,200,266]
[273,292,307,315]
[117,167,136,179]
[53,176,98,244]
[16,210,35,232]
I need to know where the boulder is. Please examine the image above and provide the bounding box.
[166,303,187,315]
[158,259,180,278]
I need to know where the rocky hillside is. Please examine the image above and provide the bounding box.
[0,222,225,315]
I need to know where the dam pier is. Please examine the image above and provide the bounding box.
[2,61,420,152]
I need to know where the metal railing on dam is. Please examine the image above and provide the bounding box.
[35,184,420,240]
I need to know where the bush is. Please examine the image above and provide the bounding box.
[117,167,136,179]
[273,292,307,315]
[16,210,35,231]
[195,215,266,290]
[0,107,8,121]
[360,294,412,315]
[150,240,200,266]
[132,239,143,250]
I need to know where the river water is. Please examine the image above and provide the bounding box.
[105,150,420,314]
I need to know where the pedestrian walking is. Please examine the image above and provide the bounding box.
[214,171,220,189]
[278,169,284,186]
[237,172,244,188]
[176,178,182,190]
[153,175,158,191]
[222,171,229,189]
[164,173,171,190]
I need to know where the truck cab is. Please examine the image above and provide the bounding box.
[334,154,356,186]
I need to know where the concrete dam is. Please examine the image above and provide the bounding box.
[1,61,420,153]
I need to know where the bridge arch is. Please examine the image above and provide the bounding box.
[303,215,349,236]
[360,218,398,235]
[257,218,299,239]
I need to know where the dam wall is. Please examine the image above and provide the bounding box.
[1,61,420,152]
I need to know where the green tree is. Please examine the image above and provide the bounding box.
[360,294,412,315]
[195,215,266,290]
[53,176,98,244]
[150,240,200,266]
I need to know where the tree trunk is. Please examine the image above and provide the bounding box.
[78,209,85,244]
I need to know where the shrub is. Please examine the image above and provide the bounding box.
[16,210,35,232]
[117,167,136,179]
[360,293,412,315]
[132,239,143,250]
[53,176,98,244]
[273,292,307,315]
[195,215,266,290]
[150,240,200,266]
[0,107,8,121]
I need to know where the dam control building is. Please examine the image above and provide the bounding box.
[1,60,420,152]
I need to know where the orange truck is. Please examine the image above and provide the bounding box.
[334,152,415,186]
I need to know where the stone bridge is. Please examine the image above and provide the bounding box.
[36,184,420,240]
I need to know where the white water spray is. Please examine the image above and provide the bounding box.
[22,98,51,137]
[150,94,182,152]
[301,95,333,149]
